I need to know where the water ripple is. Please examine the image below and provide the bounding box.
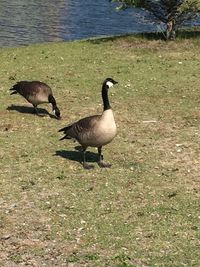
[0,0,156,47]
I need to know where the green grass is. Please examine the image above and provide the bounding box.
[1,32,200,266]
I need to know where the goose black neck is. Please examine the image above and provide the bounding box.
[102,85,111,111]
[48,94,57,110]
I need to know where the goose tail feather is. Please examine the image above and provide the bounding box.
[58,124,72,133]
[10,82,22,95]
[10,90,18,95]
[58,124,73,141]
[59,135,72,141]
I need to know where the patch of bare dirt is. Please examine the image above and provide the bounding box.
[0,124,12,131]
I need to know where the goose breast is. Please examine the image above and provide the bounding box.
[79,109,117,147]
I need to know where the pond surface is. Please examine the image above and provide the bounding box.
[0,0,157,47]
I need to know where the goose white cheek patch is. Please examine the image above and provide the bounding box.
[106,81,114,88]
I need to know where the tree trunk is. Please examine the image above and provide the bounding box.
[166,20,176,40]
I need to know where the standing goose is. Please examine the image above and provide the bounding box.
[59,77,118,169]
[10,81,61,119]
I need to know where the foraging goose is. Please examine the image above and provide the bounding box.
[10,81,61,119]
[59,77,118,169]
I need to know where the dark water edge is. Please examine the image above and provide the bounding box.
[0,0,158,48]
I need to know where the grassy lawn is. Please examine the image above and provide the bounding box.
[1,33,200,266]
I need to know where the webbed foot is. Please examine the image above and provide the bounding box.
[83,163,95,170]
[98,161,112,168]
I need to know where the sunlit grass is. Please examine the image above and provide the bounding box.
[1,33,200,266]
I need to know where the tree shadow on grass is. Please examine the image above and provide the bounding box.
[176,29,200,39]
[55,148,99,166]
[86,29,200,44]
[7,104,57,119]
[86,32,165,44]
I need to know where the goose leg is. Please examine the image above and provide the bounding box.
[82,147,94,169]
[98,146,111,168]
[33,104,38,115]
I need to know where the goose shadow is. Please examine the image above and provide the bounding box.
[7,104,57,119]
[55,149,99,165]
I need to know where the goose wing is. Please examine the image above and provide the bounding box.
[10,81,52,96]
[59,115,100,140]
[10,81,29,95]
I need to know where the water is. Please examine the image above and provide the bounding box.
[0,0,157,48]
